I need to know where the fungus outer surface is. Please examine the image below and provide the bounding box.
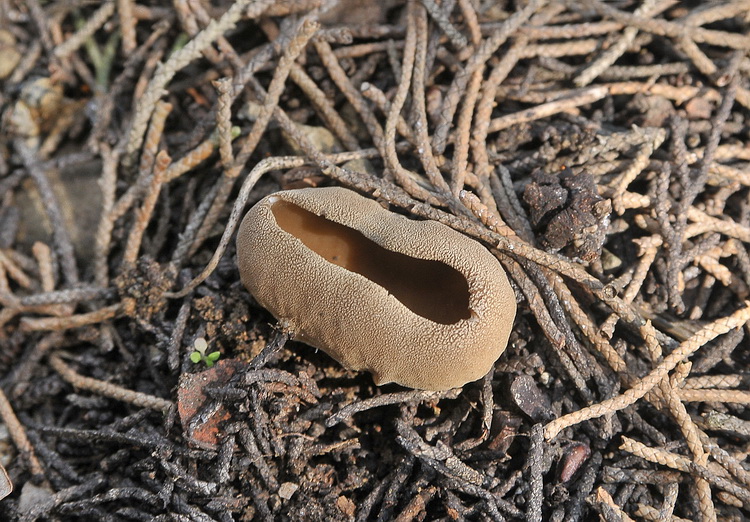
[236,187,516,390]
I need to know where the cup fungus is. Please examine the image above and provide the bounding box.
[236,187,516,390]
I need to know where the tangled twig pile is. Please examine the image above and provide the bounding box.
[1,0,749,520]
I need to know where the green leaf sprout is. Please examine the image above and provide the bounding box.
[190,338,221,368]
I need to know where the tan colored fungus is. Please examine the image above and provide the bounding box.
[236,187,516,390]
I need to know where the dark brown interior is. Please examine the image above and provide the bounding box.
[271,200,471,324]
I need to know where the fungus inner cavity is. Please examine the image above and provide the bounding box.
[271,200,471,324]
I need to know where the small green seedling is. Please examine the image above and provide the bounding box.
[190,338,221,368]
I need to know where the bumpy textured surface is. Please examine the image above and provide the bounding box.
[236,187,516,390]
